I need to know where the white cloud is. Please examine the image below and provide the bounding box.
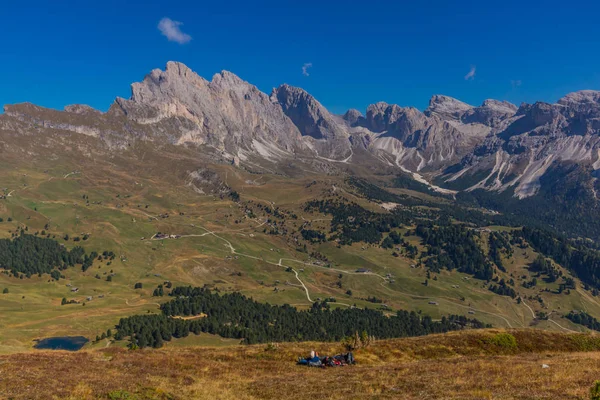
[511,79,522,88]
[302,63,313,77]
[158,17,192,44]
[464,65,476,81]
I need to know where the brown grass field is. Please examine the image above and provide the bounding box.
[1,329,600,399]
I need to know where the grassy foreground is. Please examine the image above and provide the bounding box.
[2,329,600,399]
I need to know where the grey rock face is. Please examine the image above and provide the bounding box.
[364,102,405,133]
[271,84,347,141]
[425,95,473,121]
[558,90,600,107]
[444,91,600,198]
[271,84,352,160]
[363,102,488,171]
[461,100,518,127]
[426,95,517,128]
[342,109,363,125]
[114,61,308,161]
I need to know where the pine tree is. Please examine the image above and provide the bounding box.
[153,331,164,348]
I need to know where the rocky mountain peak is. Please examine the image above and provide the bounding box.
[132,63,255,106]
[269,84,310,108]
[558,90,600,105]
[342,109,363,125]
[481,99,518,113]
[111,62,307,158]
[364,102,407,133]
[271,84,352,160]
[367,101,399,114]
[164,61,196,78]
[426,95,473,119]
[422,95,518,128]
[456,99,518,127]
[529,102,559,124]
[211,70,248,89]
[557,90,600,116]
[271,84,348,140]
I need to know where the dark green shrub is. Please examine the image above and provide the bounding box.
[591,381,600,400]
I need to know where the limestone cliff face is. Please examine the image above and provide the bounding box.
[361,101,488,172]
[443,91,600,198]
[271,84,353,160]
[113,61,309,162]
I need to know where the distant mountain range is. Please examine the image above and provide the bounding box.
[3,61,600,205]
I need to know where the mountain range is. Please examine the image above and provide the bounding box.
[2,61,600,225]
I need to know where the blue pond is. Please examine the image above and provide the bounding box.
[34,336,89,351]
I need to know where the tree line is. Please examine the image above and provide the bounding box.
[115,286,491,348]
[415,224,494,280]
[565,311,600,331]
[488,231,512,272]
[520,227,600,290]
[0,233,99,278]
[304,199,413,245]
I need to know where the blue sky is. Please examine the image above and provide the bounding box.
[2,0,599,114]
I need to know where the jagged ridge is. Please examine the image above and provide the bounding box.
[1,61,600,199]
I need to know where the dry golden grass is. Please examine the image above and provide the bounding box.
[1,329,600,399]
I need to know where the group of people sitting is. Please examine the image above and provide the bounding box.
[297,350,355,367]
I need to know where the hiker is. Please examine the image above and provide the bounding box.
[307,350,322,367]
[297,351,354,367]
[338,351,354,365]
[325,352,354,367]
[297,350,323,367]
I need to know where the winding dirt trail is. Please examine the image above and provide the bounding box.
[547,318,578,333]
[292,269,312,302]
[521,299,536,318]
[522,297,578,333]
[63,171,80,179]
[125,298,161,308]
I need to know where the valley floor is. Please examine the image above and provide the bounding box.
[1,329,600,399]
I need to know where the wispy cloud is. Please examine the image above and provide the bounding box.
[302,63,313,77]
[511,79,522,89]
[464,65,476,81]
[158,17,192,44]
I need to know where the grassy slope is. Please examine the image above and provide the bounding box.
[2,329,600,399]
[0,153,599,353]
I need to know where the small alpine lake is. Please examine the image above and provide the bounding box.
[34,336,89,351]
